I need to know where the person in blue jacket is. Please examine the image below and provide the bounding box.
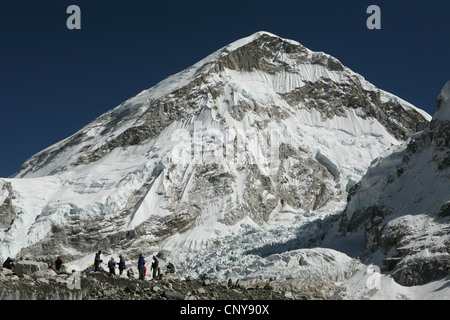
[138,254,145,280]
[108,257,117,275]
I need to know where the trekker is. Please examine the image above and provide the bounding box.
[94,250,103,272]
[151,255,160,279]
[166,262,175,274]
[3,257,15,270]
[55,256,63,272]
[108,257,117,275]
[118,255,126,276]
[138,254,145,280]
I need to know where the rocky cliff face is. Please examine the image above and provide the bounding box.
[0,32,430,286]
[340,81,450,286]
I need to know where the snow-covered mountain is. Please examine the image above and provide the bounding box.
[1,31,443,298]
[339,81,450,287]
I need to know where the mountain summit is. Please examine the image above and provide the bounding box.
[0,32,432,290]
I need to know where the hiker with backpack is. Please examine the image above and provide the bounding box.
[108,257,117,275]
[118,255,126,276]
[2,257,15,270]
[55,256,63,272]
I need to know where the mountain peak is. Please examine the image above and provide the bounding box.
[224,31,297,51]
[433,81,450,121]
[0,32,431,285]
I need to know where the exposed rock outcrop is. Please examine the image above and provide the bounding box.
[339,81,450,286]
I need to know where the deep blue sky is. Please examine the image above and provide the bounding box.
[0,0,448,177]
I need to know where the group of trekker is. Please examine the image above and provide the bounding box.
[137,253,161,280]
[93,250,126,275]
[3,251,167,281]
[94,250,162,280]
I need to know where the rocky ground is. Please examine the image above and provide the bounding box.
[82,272,286,300]
[0,261,292,300]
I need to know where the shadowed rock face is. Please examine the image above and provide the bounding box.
[0,182,15,229]
[0,32,430,270]
[340,82,450,286]
[392,255,450,286]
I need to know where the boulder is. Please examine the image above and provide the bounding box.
[0,267,13,278]
[163,290,185,300]
[196,287,206,294]
[162,273,179,281]
[202,279,211,286]
[14,260,50,277]
[152,286,161,293]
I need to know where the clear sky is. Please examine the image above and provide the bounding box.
[0,0,449,177]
